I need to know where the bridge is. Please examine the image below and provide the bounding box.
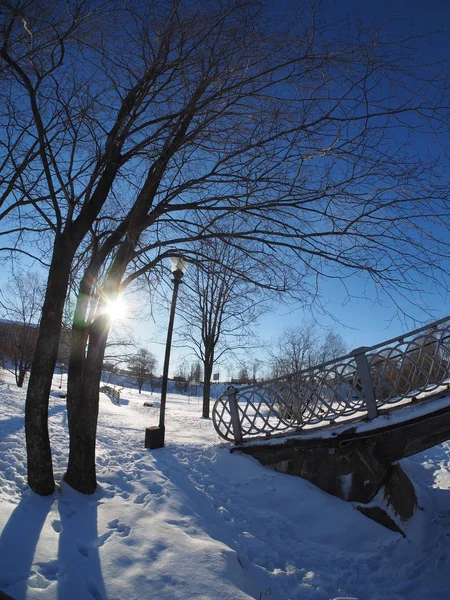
[212,316,450,533]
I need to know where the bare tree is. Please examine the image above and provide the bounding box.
[173,361,189,394]
[318,330,348,364]
[234,366,251,385]
[229,355,264,384]
[0,1,134,494]
[270,324,320,377]
[250,357,264,384]
[2,0,450,494]
[128,348,157,394]
[190,361,202,384]
[0,272,43,386]
[176,241,266,418]
[270,324,347,377]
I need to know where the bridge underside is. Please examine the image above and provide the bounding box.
[232,395,450,534]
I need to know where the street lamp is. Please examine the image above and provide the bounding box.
[59,363,65,389]
[145,256,188,449]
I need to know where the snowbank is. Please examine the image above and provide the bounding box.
[1,370,450,599]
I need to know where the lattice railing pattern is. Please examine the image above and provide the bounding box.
[366,328,450,406]
[212,316,450,443]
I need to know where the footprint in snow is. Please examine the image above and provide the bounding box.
[77,527,118,557]
[107,518,131,537]
[36,561,59,581]
[27,570,53,590]
[77,542,91,557]
[146,541,168,561]
[51,519,62,533]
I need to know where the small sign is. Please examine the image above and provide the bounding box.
[213,373,219,381]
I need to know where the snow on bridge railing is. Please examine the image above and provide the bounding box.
[212,316,450,444]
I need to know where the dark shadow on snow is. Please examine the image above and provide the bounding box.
[0,405,66,439]
[56,482,107,600]
[0,480,107,600]
[0,491,54,599]
[150,446,277,599]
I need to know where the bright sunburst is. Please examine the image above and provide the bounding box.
[105,296,127,321]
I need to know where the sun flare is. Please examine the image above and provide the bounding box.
[105,296,127,321]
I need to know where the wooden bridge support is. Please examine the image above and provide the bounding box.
[232,401,450,533]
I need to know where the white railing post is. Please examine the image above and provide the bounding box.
[352,347,378,420]
[227,386,243,444]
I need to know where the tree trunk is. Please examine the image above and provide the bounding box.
[65,237,134,493]
[25,237,74,495]
[65,312,110,494]
[202,360,213,418]
[64,252,110,494]
[14,361,20,387]
[17,369,26,388]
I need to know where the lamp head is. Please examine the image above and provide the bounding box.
[169,256,188,280]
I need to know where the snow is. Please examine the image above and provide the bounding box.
[2,369,450,599]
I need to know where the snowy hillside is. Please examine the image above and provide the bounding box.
[1,370,450,599]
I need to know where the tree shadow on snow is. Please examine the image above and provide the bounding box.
[56,483,107,600]
[0,483,108,600]
[0,491,54,599]
[151,448,277,599]
[0,405,66,439]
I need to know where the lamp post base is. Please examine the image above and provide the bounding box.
[145,425,165,449]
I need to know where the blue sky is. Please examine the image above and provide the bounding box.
[163,0,450,375]
[2,0,450,379]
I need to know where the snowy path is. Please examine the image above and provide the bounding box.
[1,375,450,599]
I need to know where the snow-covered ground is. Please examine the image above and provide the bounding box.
[1,369,450,600]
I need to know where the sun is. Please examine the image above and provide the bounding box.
[105,296,127,321]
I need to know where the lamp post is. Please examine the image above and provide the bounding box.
[145,256,187,449]
[59,363,65,389]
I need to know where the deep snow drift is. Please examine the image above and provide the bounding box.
[1,370,450,599]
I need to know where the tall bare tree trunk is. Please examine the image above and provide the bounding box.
[202,357,214,419]
[25,237,73,495]
[65,256,125,493]
[17,368,26,388]
[65,313,110,493]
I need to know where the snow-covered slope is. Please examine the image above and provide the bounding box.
[1,370,450,599]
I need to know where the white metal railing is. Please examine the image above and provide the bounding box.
[212,316,450,443]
